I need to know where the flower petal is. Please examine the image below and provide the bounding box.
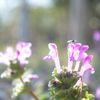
[80,45,89,52]
[84,55,93,62]
[78,52,87,61]
[80,63,95,76]
[27,74,39,80]
[43,55,52,60]
[48,43,57,51]
[74,43,82,50]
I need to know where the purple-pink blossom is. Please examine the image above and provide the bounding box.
[43,42,95,76]
[24,74,39,82]
[93,30,100,43]
[26,74,39,80]
[0,42,32,67]
[67,42,95,75]
[16,42,32,58]
[16,42,32,66]
[43,43,61,73]
[79,55,95,76]
[95,87,100,99]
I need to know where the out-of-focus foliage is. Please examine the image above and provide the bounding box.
[53,0,69,7]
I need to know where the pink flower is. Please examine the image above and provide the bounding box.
[95,87,100,99]
[67,43,82,61]
[16,42,32,58]
[0,42,32,67]
[26,74,39,80]
[0,52,6,64]
[67,43,82,71]
[0,47,16,65]
[74,45,88,71]
[79,55,95,76]
[43,42,95,76]
[93,30,100,43]
[43,43,61,73]
[16,42,32,66]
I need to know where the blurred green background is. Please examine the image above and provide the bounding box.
[0,0,100,100]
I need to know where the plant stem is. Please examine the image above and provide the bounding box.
[20,77,24,84]
[29,90,39,100]
[19,77,39,100]
[79,77,83,100]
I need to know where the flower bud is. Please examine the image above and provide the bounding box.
[52,81,57,85]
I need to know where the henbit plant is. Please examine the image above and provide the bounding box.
[0,42,39,100]
[43,42,95,100]
[0,41,96,100]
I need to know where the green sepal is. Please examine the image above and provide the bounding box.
[8,68,24,79]
[49,66,95,100]
[1,68,24,79]
[8,60,24,71]
[51,67,80,89]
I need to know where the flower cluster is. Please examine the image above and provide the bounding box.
[43,43,95,76]
[43,42,95,100]
[0,42,32,67]
[0,42,39,99]
[67,42,95,76]
[0,42,32,79]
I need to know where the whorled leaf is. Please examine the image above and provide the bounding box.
[49,66,94,100]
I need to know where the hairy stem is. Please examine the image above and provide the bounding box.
[79,77,83,100]
[19,77,39,100]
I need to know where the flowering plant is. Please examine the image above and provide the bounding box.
[0,41,96,100]
[0,42,39,100]
[43,42,95,100]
